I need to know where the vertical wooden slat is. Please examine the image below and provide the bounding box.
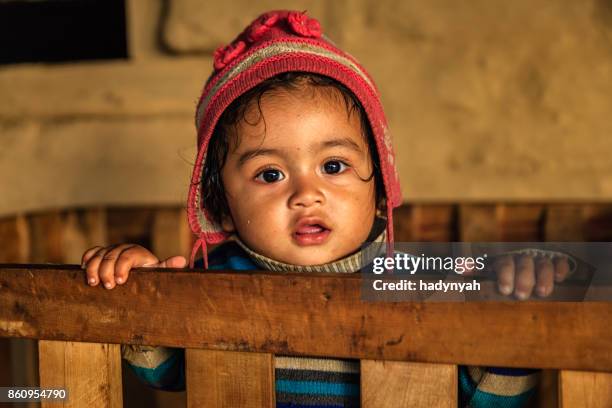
[39,341,122,408]
[459,204,498,241]
[0,214,30,263]
[545,204,585,241]
[30,210,120,407]
[361,360,457,407]
[62,208,108,263]
[392,204,413,241]
[582,204,612,241]
[106,207,155,248]
[152,207,192,260]
[186,349,274,408]
[0,215,31,396]
[28,211,65,263]
[0,339,10,388]
[1,215,38,408]
[460,204,544,242]
[532,370,559,408]
[150,207,190,407]
[496,204,544,241]
[559,370,612,407]
[410,204,455,241]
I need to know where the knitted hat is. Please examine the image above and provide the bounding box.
[187,10,402,268]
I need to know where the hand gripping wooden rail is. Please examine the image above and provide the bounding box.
[1,264,611,407]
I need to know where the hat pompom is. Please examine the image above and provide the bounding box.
[247,12,281,42]
[213,40,247,71]
[287,11,322,38]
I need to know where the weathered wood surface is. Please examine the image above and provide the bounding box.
[39,340,122,408]
[1,265,611,372]
[186,350,274,408]
[361,360,456,407]
[559,370,612,407]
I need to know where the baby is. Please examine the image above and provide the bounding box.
[81,10,570,407]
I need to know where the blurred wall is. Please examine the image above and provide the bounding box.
[1,0,612,218]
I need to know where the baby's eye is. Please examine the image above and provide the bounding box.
[255,169,285,183]
[323,160,349,174]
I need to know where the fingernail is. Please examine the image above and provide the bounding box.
[89,278,96,285]
[116,277,123,284]
[104,282,112,289]
[537,286,548,297]
[515,291,528,300]
[498,284,512,295]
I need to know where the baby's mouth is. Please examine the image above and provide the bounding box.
[292,219,332,246]
[295,224,327,234]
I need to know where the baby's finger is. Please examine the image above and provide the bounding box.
[113,245,158,284]
[157,256,188,269]
[534,257,554,297]
[98,244,132,289]
[514,254,535,300]
[494,255,515,295]
[81,246,103,268]
[85,246,110,286]
[554,257,571,282]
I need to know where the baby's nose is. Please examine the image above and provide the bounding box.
[288,176,325,208]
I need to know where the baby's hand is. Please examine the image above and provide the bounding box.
[81,244,187,289]
[492,252,572,300]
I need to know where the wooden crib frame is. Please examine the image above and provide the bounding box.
[1,263,611,407]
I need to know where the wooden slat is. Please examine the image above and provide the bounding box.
[28,212,65,263]
[62,209,108,264]
[361,360,456,407]
[582,204,612,241]
[186,350,273,408]
[0,214,30,263]
[459,204,498,241]
[460,204,544,241]
[0,339,10,386]
[152,207,192,260]
[107,207,155,249]
[39,341,122,408]
[1,265,611,372]
[545,204,585,241]
[410,204,455,241]
[496,204,544,241]
[392,204,413,242]
[559,370,612,407]
[532,370,559,408]
[0,215,30,395]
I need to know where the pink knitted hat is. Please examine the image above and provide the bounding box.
[187,10,402,268]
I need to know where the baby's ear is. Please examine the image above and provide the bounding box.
[220,214,236,233]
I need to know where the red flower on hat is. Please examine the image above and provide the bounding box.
[213,40,246,71]
[287,11,322,38]
[247,12,280,42]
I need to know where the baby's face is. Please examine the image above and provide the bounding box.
[220,86,377,265]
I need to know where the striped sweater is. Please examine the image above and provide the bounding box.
[122,238,539,407]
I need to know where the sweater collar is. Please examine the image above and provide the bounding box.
[232,218,387,273]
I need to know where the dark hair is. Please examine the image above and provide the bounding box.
[201,72,385,226]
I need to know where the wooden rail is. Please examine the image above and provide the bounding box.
[1,264,612,407]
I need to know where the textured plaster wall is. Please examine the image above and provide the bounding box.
[1,0,612,216]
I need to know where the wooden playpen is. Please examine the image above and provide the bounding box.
[1,203,611,407]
